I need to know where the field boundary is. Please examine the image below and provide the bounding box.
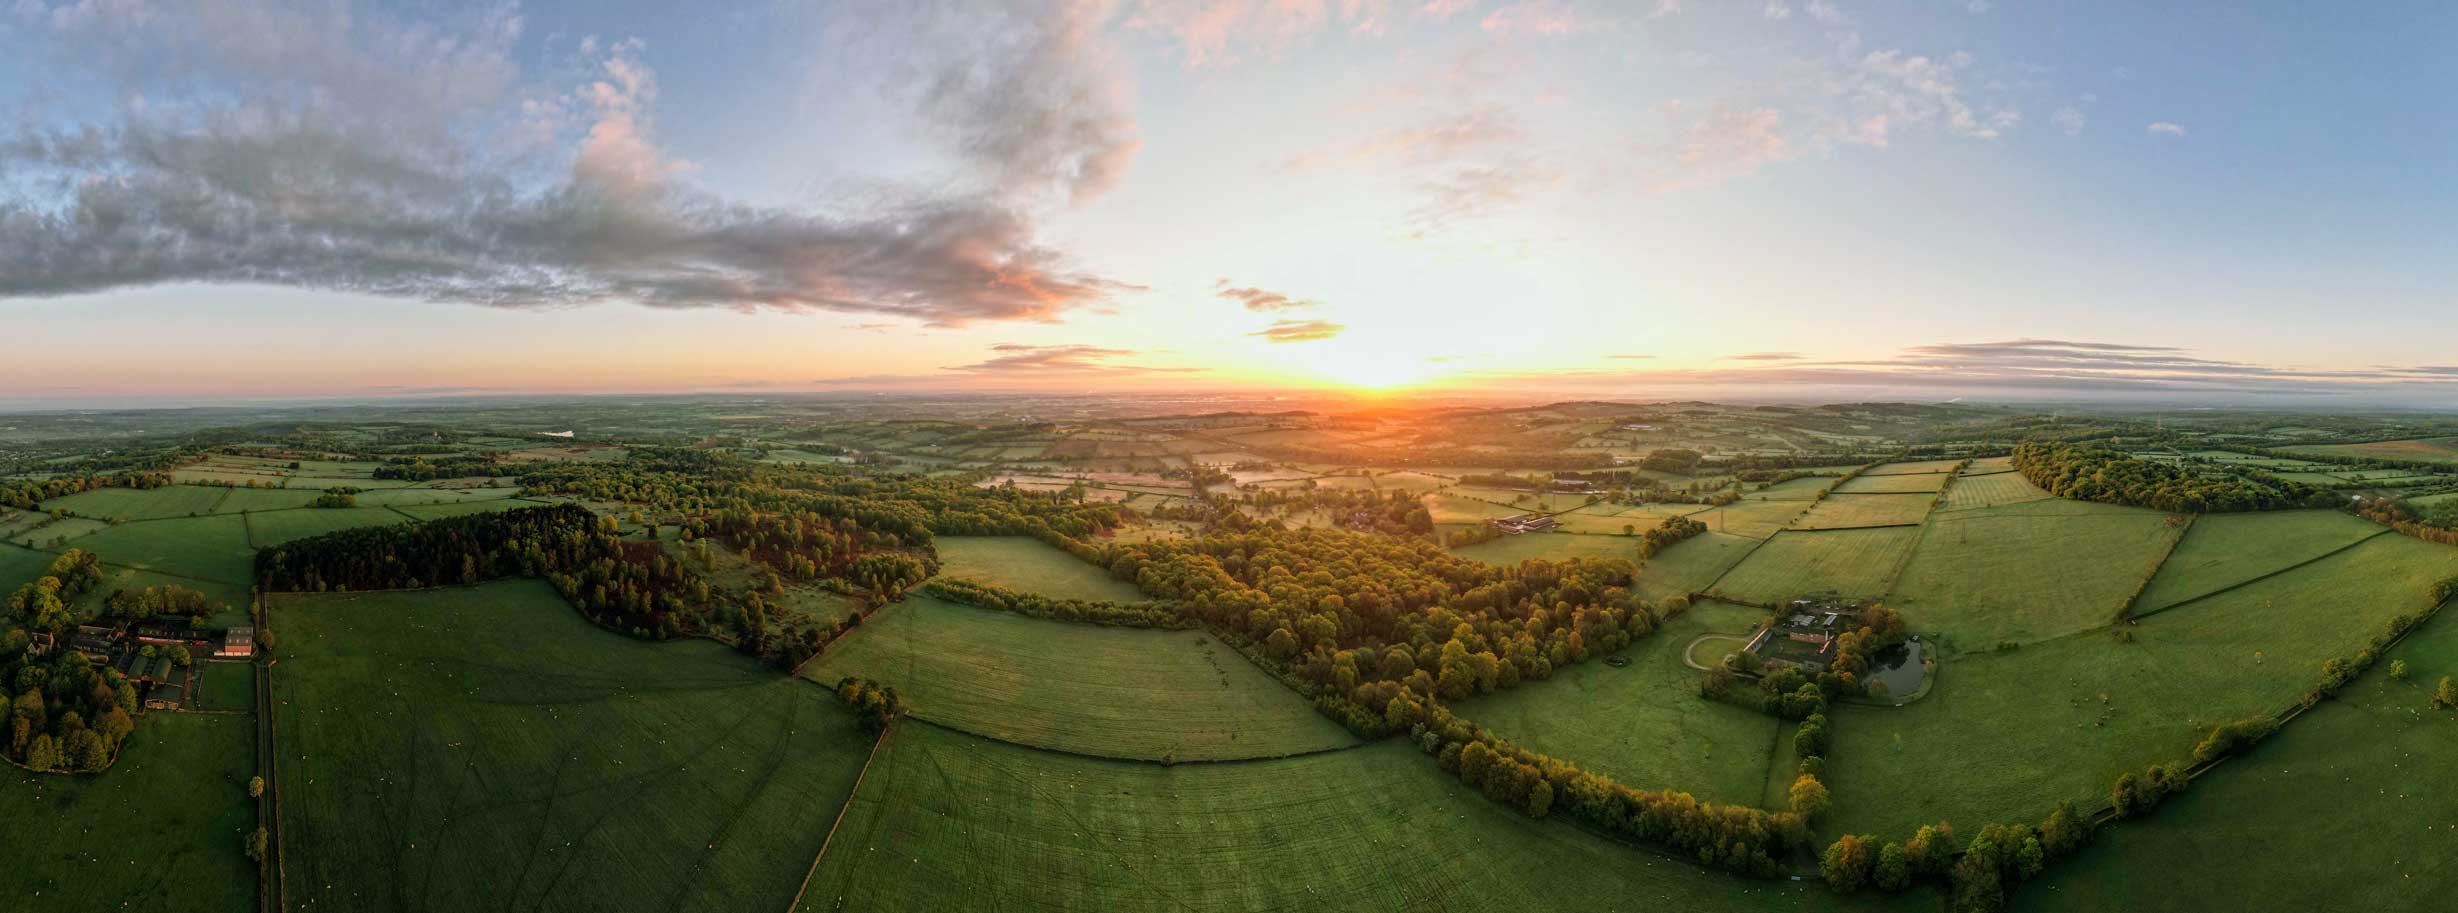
[896,706,1371,767]
[2129,527,2393,621]
[785,715,898,913]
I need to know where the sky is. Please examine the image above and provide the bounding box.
[4,0,2457,408]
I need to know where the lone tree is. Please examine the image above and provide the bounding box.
[2435,676,2458,711]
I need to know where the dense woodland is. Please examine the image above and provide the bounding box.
[2011,442,2329,513]
[1,550,137,772]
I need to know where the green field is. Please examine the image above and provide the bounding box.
[1688,499,1813,539]
[801,725,1920,913]
[1745,476,1834,500]
[64,514,257,585]
[273,580,875,913]
[1862,459,1965,475]
[1937,470,2051,511]
[1635,531,1762,602]
[1832,472,1949,494]
[0,542,54,589]
[933,536,1147,602]
[1710,527,1920,604]
[196,661,255,712]
[392,498,543,521]
[46,484,231,521]
[2129,510,2387,614]
[1824,530,2458,838]
[1427,493,1528,524]
[217,487,331,512]
[244,506,409,547]
[1889,500,2184,646]
[350,486,523,507]
[1452,599,1779,804]
[806,596,1353,761]
[1455,532,1638,565]
[10,516,110,548]
[0,712,257,913]
[1790,494,1934,530]
[2015,597,2458,912]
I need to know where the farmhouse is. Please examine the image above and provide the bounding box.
[134,622,190,646]
[1741,598,1864,673]
[217,626,256,658]
[69,627,118,663]
[1489,515,1562,535]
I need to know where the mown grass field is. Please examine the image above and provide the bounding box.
[2129,510,2386,614]
[1823,531,2458,839]
[807,596,1352,761]
[1688,498,1813,539]
[196,660,255,711]
[1937,470,2051,511]
[1888,500,2185,646]
[1832,472,1950,495]
[1452,599,1779,804]
[1635,531,1762,603]
[0,541,53,589]
[1712,527,1920,604]
[244,506,409,547]
[1455,532,1638,565]
[801,726,1924,913]
[65,514,257,586]
[2014,597,2458,913]
[273,580,874,913]
[49,484,230,521]
[1790,494,1934,530]
[0,711,257,913]
[1862,459,1965,475]
[933,536,1146,603]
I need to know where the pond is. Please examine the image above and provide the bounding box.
[1866,637,1927,701]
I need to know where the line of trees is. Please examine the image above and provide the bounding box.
[1637,515,1707,559]
[922,578,1189,629]
[1823,803,2093,912]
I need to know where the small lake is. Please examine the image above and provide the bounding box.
[1867,638,1927,701]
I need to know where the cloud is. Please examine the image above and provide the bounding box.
[1479,1,1612,37]
[949,343,1198,374]
[1283,108,1523,170]
[1607,353,1657,360]
[0,0,1140,326]
[1762,1,1792,21]
[1407,160,1547,235]
[2147,121,2188,137]
[1127,0,1400,66]
[1844,50,2021,144]
[909,0,1142,204]
[1215,282,1319,311]
[1250,318,1347,343]
[1725,351,1805,361]
[1649,107,1793,191]
[2051,106,2088,136]
[1466,338,2458,400]
[1804,0,1842,24]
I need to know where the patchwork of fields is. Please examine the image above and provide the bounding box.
[933,536,1148,603]
[1709,526,1921,604]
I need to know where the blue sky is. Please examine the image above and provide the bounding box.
[3,1,2455,406]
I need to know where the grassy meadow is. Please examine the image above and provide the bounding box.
[1888,500,2185,646]
[1709,527,1921,604]
[0,711,257,913]
[1451,599,1781,805]
[805,595,1354,761]
[933,535,1147,603]
[800,727,1926,913]
[2129,510,2387,614]
[273,580,875,913]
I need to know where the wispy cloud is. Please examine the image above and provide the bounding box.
[1216,281,1320,311]
[1479,1,1615,37]
[1467,339,2458,400]
[2051,106,2088,136]
[1283,108,1523,171]
[1724,351,1806,361]
[949,344,1199,374]
[1250,318,1347,343]
[2147,121,2188,137]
